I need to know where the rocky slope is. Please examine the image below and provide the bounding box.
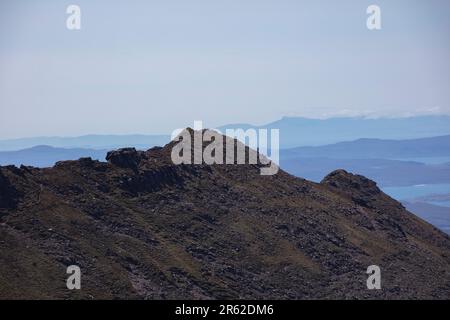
[0,130,449,299]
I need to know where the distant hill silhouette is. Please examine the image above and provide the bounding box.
[403,201,450,235]
[2,115,450,151]
[221,115,450,148]
[278,135,450,186]
[282,135,450,159]
[281,157,450,187]
[0,134,169,151]
[0,146,107,168]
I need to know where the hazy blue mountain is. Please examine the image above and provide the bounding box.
[279,134,450,187]
[282,135,450,159]
[403,201,450,235]
[383,186,450,202]
[281,157,450,187]
[0,134,170,151]
[0,145,108,168]
[221,115,450,148]
[2,115,450,151]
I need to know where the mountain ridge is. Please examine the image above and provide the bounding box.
[0,130,449,299]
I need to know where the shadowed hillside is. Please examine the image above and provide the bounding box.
[0,130,449,299]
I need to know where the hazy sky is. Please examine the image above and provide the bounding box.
[1,0,449,138]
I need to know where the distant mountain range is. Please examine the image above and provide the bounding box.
[280,157,450,187]
[221,115,450,148]
[0,134,169,151]
[279,135,450,186]
[403,201,450,235]
[2,115,450,151]
[282,135,450,159]
[0,145,107,168]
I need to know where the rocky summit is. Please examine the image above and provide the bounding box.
[0,130,449,299]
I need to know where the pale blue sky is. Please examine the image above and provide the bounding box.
[0,0,449,138]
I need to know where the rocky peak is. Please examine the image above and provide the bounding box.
[321,170,381,194]
[106,147,146,170]
[320,169,384,208]
[0,169,21,210]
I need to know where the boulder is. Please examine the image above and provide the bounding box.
[106,148,144,170]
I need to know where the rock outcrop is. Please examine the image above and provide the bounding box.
[0,168,22,210]
[106,148,146,170]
